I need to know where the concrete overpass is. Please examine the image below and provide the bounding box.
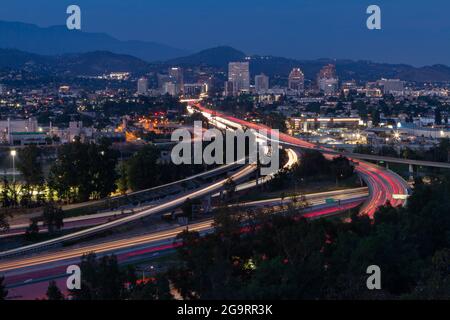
[310,149,450,170]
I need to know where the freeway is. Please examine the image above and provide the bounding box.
[193,105,450,170]
[0,144,366,299]
[1,191,366,297]
[0,164,257,259]
[2,150,300,238]
[230,148,299,193]
[0,104,410,298]
[0,188,366,273]
[61,158,243,212]
[195,104,410,217]
[236,187,368,208]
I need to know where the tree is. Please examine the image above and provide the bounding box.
[435,108,442,126]
[411,249,450,299]
[305,102,321,113]
[46,281,65,300]
[117,163,128,195]
[165,174,450,299]
[129,276,172,300]
[224,178,237,201]
[48,139,118,202]
[292,151,330,179]
[181,198,201,220]
[17,145,43,186]
[330,156,354,182]
[25,217,40,241]
[16,145,43,207]
[126,145,160,191]
[42,202,64,234]
[0,177,13,208]
[372,107,381,126]
[89,139,120,199]
[124,265,138,292]
[0,276,7,300]
[286,193,309,215]
[0,208,10,233]
[70,253,126,300]
[263,113,287,133]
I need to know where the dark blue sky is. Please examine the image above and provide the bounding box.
[0,0,448,66]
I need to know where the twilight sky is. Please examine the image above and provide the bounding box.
[0,0,448,66]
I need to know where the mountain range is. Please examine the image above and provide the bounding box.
[0,20,187,62]
[0,20,450,82]
[0,48,151,75]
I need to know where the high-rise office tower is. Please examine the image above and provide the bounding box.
[317,64,338,95]
[163,82,178,96]
[228,62,250,95]
[318,64,336,79]
[377,79,405,95]
[224,81,234,97]
[255,74,269,92]
[137,77,148,95]
[169,67,184,94]
[288,68,305,91]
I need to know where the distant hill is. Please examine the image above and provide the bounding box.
[0,20,187,62]
[0,49,51,69]
[0,48,150,75]
[54,51,150,75]
[1,44,450,83]
[168,47,450,83]
[167,46,246,68]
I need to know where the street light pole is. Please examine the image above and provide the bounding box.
[10,150,16,184]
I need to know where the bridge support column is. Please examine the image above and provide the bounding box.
[202,195,212,214]
[409,164,414,181]
[386,162,390,170]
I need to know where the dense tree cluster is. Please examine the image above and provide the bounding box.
[30,175,450,301]
[166,175,450,299]
[48,138,119,202]
[100,95,184,118]
[46,281,65,301]
[41,202,64,234]
[124,145,205,192]
[261,112,288,133]
[55,253,172,301]
[268,151,355,191]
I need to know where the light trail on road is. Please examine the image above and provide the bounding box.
[0,104,410,300]
[195,104,410,218]
[0,194,366,292]
[0,163,256,259]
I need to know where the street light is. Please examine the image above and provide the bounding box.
[10,150,16,183]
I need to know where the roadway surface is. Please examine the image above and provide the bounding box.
[0,104,410,299]
[195,104,410,217]
[0,164,257,259]
[2,149,300,239]
[1,190,366,300]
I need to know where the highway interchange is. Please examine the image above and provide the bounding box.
[0,103,412,299]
